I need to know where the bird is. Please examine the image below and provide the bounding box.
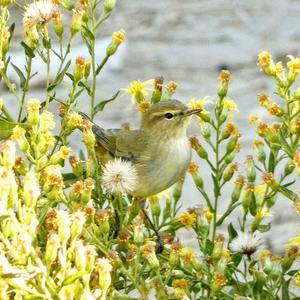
[80,99,202,252]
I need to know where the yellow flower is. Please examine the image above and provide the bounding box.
[255,207,272,221]
[27,98,41,112]
[248,114,260,124]
[218,70,231,84]
[137,101,151,113]
[67,113,83,128]
[257,93,270,107]
[178,211,196,228]
[287,56,300,74]
[180,247,196,264]
[188,97,213,110]
[275,62,285,76]
[112,30,126,43]
[223,98,239,112]
[172,278,188,289]
[268,103,283,117]
[258,51,272,67]
[187,161,199,174]
[165,81,177,94]
[294,201,300,214]
[294,272,300,286]
[225,122,239,136]
[58,146,71,159]
[124,79,154,103]
[287,230,300,247]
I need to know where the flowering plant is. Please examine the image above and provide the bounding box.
[0,0,299,299]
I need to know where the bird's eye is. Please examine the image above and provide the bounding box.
[164,112,174,119]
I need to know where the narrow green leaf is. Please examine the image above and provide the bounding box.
[228,222,238,241]
[11,63,26,88]
[82,25,95,41]
[281,279,290,300]
[21,41,35,58]
[61,271,87,286]
[48,60,71,92]
[93,90,120,117]
[8,22,15,43]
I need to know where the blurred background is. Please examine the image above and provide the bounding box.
[4,0,300,252]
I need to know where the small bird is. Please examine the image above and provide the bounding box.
[81,99,201,251]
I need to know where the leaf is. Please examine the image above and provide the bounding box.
[0,120,30,140]
[228,222,238,241]
[249,193,257,216]
[8,22,15,43]
[231,253,242,267]
[281,279,290,300]
[287,269,300,276]
[21,41,35,58]
[278,185,298,202]
[47,60,71,92]
[79,150,86,161]
[61,271,87,286]
[82,25,95,42]
[11,63,26,88]
[93,90,120,117]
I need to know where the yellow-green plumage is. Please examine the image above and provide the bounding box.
[90,99,201,198]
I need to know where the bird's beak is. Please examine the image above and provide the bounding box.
[183,108,202,117]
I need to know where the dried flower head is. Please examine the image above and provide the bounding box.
[230,232,262,256]
[23,0,57,28]
[102,158,137,194]
[137,101,151,113]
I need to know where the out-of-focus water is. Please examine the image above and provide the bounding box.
[2,0,300,252]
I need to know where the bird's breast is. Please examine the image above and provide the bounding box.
[132,136,192,197]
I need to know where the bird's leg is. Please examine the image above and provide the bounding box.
[114,209,120,238]
[111,195,121,238]
[142,208,164,254]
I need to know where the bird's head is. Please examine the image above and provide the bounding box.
[140,99,202,137]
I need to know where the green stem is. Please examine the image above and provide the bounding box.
[1,103,14,121]
[18,55,32,122]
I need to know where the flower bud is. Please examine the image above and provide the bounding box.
[95,258,113,298]
[173,177,184,201]
[103,0,116,14]
[211,272,227,294]
[69,156,84,177]
[218,70,231,98]
[188,162,203,189]
[11,126,30,153]
[242,183,254,212]
[74,56,86,83]
[27,98,41,125]
[106,30,126,56]
[74,240,86,271]
[148,196,161,219]
[151,76,163,103]
[23,171,40,207]
[85,245,97,273]
[284,160,295,176]
[142,242,159,268]
[14,156,29,176]
[226,136,238,154]
[45,234,60,266]
[81,177,94,202]
[190,137,208,159]
[257,51,275,76]
[223,163,237,182]
[231,176,244,203]
[70,7,85,36]
[70,211,85,241]
[262,172,279,191]
[1,140,15,170]
[212,234,225,260]
[56,210,71,245]
[199,123,211,139]
[133,217,145,245]
[244,155,256,182]
[52,11,63,37]
[252,139,266,163]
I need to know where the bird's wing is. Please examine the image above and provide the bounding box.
[93,126,148,162]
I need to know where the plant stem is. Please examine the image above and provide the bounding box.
[18,55,32,122]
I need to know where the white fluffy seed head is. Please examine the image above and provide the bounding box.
[23,0,57,28]
[229,231,262,256]
[102,158,137,194]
